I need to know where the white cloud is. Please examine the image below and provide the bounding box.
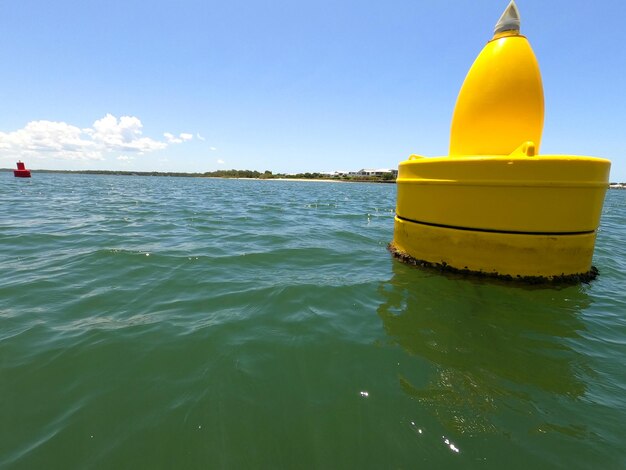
[164,131,194,144]
[217,159,225,164]
[0,114,194,162]
[210,146,217,151]
[89,114,166,153]
[196,133,206,141]
[117,155,134,161]
[0,120,101,160]
[163,132,177,143]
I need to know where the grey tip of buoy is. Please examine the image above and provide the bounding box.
[494,0,521,35]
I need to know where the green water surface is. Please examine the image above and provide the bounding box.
[1,174,625,469]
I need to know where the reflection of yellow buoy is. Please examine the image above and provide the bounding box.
[390,1,611,282]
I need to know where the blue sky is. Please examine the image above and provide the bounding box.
[1,0,625,180]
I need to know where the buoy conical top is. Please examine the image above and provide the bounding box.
[14,160,31,177]
[449,1,544,156]
[494,0,520,35]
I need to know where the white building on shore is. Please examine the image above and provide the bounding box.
[353,168,398,177]
[322,168,398,178]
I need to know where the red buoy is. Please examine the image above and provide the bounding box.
[14,161,31,178]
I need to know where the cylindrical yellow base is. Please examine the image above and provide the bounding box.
[392,216,598,280]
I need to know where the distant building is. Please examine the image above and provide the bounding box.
[324,168,398,178]
[322,170,352,177]
[355,168,398,177]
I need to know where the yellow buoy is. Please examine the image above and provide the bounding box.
[390,1,611,282]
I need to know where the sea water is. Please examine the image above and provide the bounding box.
[1,174,625,469]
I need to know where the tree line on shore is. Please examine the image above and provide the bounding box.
[9,168,396,182]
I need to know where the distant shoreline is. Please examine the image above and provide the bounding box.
[3,169,625,187]
[0,168,397,183]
